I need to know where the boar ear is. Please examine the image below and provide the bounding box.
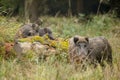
[35,19,43,25]
[32,24,39,30]
[32,24,36,28]
[85,37,89,42]
[74,37,79,44]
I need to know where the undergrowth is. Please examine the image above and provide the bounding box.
[0,14,120,80]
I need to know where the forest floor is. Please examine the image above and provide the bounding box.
[0,14,120,80]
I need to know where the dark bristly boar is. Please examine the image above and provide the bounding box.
[14,18,55,41]
[14,19,43,41]
[38,27,55,40]
[69,35,112,66]
[14,23,39,40]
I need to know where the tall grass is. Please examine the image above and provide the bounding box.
[0,14,120,80]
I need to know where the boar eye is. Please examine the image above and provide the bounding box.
[78,43,81,46]
[84,45,87,47]
[77,43,81,48]
[28,33,31,36]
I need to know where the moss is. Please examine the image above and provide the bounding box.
[48,40,57,47]
[18,36,44,43]
[60,41,69,51]
[56,39,69,51]
[18,35,69,52]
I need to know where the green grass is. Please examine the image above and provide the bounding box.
[0,14,120,80]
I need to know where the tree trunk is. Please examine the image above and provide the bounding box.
[110,0,120,17]
[24,0,40,23]
[18,0,25,17]
[68,0,72,17]
[77,0,84,13]
[29,0,40,23]
[24,0,32,23]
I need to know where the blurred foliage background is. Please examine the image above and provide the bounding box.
[0,0,120,80]
[0,0,119,21]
